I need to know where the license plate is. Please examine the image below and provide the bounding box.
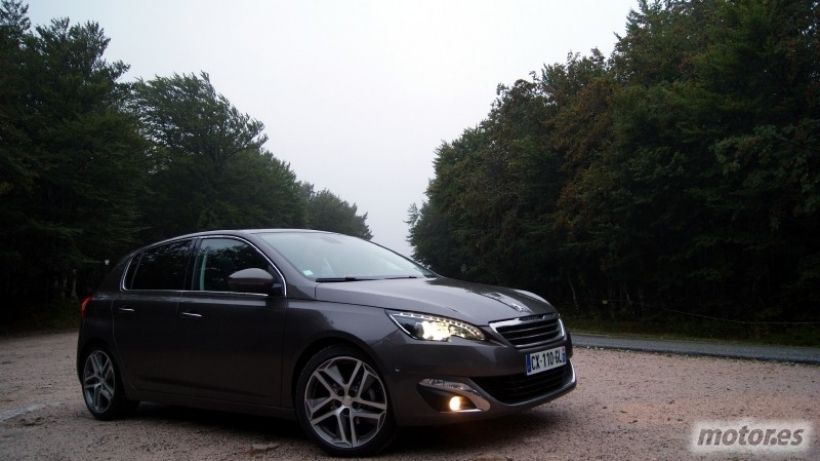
[525,346,566,376]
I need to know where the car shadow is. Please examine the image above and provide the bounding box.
[126,402,565,456]
[391,410,564,455]
[130,403,303,439]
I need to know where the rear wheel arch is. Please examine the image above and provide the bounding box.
[79,343,139,420]
[77,338,111,377]
[78,338,136,398]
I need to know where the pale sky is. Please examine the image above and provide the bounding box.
[30,0,636,257]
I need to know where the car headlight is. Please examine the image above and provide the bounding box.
[388,311,485,342]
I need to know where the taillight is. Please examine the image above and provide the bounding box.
[80,295,93,319]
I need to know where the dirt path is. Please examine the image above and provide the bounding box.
[1,332,818,460]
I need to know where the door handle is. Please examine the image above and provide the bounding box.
[180,311,203,319]
[117,307,135,313]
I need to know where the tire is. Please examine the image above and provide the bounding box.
[80,348,138,420]
[295,345,396,456]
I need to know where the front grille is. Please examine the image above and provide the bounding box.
[472,364,570,404]
[492,315,563,348]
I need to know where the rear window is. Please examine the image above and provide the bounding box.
[128,240,192,290]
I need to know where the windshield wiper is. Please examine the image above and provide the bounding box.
[315,276,374,282]
[315,275,428,282]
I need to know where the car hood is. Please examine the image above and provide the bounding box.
[314,277,556,325]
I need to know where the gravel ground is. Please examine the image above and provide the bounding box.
[573,334,820,364]
[0,332,817,460]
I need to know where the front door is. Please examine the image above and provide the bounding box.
[176,237,286,406]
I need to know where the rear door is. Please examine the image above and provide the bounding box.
[113,239,192,394]
[176,236,286,405]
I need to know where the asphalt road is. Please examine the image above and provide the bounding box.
[1,332,818,460]
[573,333,820,365]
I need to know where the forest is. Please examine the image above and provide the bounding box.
[2,0,818,342]
[0,1,370,320]
[408,0,820,340]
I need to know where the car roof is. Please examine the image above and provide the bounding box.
[140,228,334,250]
[245,228,330,235]
[182,228,329,237]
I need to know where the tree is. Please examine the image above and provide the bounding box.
[410,0,820,323]
[0,2,374,318]
[0,2,146,303]
[131,72,306,241]
[0,0,34,248]
[303,185,372,239]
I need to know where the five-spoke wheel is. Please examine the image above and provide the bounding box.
[296,346,395,456]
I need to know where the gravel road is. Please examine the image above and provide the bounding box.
[573,333,820,364]
[1,332,818,460]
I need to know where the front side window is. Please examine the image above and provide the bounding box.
[129,240,192,290]
[194,238,272,292]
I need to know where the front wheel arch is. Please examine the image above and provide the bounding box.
[289,335,386,407]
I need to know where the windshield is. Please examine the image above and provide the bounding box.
[258,232,435,281]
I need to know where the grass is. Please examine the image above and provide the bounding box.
[560,308,820,348]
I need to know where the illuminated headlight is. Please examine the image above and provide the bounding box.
[389,311,485,342]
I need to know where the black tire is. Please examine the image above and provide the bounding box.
[295,345,396,457]
[80,347,138,420]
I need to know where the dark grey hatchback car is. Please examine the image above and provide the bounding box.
[78,229,576,456]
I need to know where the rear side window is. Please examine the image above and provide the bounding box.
[129,240,192,290]
[194,238,272,292]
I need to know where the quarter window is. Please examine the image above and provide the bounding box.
[194,238,272,292]
[129,240,192,290]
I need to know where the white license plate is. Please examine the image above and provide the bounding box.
[525,346,566,376]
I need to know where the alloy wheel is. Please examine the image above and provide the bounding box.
[82,350,116,414]
[303,356,388,449]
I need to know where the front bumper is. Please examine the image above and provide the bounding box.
[376,331,576,426]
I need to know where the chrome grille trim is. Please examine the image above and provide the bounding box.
[490,314,565,349]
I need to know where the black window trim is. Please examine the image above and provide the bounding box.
[189,235,288,298]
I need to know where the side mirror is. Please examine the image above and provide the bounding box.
[227,268,281,295]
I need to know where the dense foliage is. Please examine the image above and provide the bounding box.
[302,185,373,240]
[0,1,370,307]
[410,0,820,322]
[131,72,307,241]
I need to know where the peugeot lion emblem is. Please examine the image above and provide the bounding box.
[482,292,532,313]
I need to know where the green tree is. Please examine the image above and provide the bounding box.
[407,201,465,275]
[131,72,306,241]
[0,2,146,303]
[580,0,820,317]
[303,185,372,239]
[0,2,374,321]
[0,0,34,248]
[411,0,820,324]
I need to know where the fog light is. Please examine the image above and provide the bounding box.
[418,378,491,412]
[448,396,464,412]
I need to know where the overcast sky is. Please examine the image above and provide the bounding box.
[30,0,636,256]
